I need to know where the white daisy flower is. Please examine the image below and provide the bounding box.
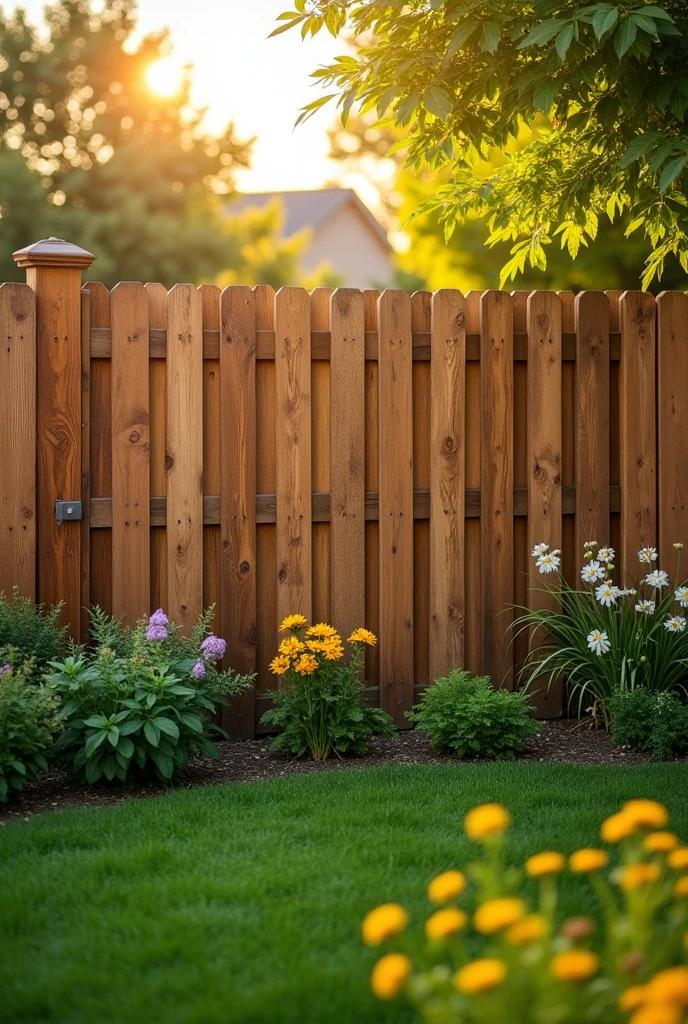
[587,629,610,656]
[638,547,658,564]
[595,582,619,607]
[581,561,606,584]
[598,546,615,563]
[664,615,687,633]
[618,588,637,597]
[644,569,669,589]
[675,586,688,608]
[531,542,549,557]
[635,599,655,614]
[536,551,561,574]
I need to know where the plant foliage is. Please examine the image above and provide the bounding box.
[0,657,60,800]
[407,670,539,759]
[275,0,688,288]
[0,589,67,676]
[611,687,688,759]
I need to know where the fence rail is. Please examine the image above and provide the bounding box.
[1,238,687,738]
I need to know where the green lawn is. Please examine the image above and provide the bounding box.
[1,762,688,1024]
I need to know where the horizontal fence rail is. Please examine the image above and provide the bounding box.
[2,244,688,739]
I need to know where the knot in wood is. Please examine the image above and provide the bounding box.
[248,628,258,646]
[165,453,174,470]
[455,312,466,329]
[239,560,250,573]
[129,430,140,444]
[442,435,455,454]
[15,311,25,321]
[538,313,549,330]
[278,566,288,582]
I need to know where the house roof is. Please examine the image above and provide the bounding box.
[226,188,392,251]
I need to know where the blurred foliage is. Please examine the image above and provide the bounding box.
[0,0,328,288]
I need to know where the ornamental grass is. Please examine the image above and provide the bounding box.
[363,799,688,1023]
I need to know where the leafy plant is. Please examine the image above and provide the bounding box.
[363,798,688,1022]
[49,608,254,784]
[513,542,688,727]
[0,589,67,676]
[406,670,539,759]
[260,617,394,759]
[274,1,688,289]
[611,688,688,760]
[0,658,60,801]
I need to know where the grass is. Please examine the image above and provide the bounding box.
[1,762,688,1024]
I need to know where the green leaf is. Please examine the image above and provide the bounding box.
[480,21,501,54]
[117,737,135,759]
[84,716,106,728]
[106,725,120,747]
[155,717,180,741]
[614,18,638,57]
[631,12,659,35]
[423,86,452,119]
[621,131,664,166]
[532,80,558,113]
[396,93,420,126]
[660,154,688,192]
[555,23,574,59]
[178,711,204,733]
[447,19,478,58]
[85,756,103,784]
[84,730,107,758]
[118,719,143,735]
[144,721,160,747]
[149,747,174,780]
[517,19,566,48]
[640,6,674,22]
[592,7,618,39]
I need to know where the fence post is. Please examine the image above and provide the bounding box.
[13,238,95,637]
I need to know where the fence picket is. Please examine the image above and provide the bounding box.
[310,288,333,626]
[378,290,414,724]
[330,288,365,649]
[275,288,312,624]
[220,285,257,738]
[110,283,150,623]
[575,292,610,563]
[166,284,203,635]
[146,283,168,613]
[429,289,465,683]
[84,282,112,616]
[657,291,688,557]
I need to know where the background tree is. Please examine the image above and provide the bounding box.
[276,0,688,288]
[0,0,328,287]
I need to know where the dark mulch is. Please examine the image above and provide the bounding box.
[0,720,671,824]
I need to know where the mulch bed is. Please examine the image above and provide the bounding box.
[0,721,678,824]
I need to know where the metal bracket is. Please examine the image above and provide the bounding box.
[55,500,82,523]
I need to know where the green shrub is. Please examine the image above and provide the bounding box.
[260,617,394,759]
[610,688,688,760]
[48,607,254,785]
[0,589,67,675]
[0,659,60,800]
[406,670,539,759]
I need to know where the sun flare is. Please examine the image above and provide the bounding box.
[146,58,182,97]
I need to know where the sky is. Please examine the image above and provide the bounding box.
[17,0,347,193]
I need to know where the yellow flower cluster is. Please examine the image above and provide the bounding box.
[270,617,376,676]
[364,800,688,1020]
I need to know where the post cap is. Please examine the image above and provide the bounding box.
[13,237,96,270]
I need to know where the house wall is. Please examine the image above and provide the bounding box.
[301,202,393,289]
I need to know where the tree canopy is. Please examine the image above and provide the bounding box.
[275,1,688,288]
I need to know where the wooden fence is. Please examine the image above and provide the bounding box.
[1,238,687,737]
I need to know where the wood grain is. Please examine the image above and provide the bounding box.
[166,284,203,634]
[619,292,656,574]
[274,288,312,625]
[429,289,465,682]
[220,285,257,738]
[145,283,168,613]
[200,284,222,639]
[0,284,36,598]
[84,282,112,617]
[80,290,90,636]
[310,288,332,625]
[378,290,414,724]
[254,286,277,693]
[110,283,150,623]
[657,291,688,557]
[330,288,366,649]
[480,291,514,688]
[575,292,610,564]
[526,291,563,717]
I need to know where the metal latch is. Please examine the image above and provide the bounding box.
[55,500,82,523]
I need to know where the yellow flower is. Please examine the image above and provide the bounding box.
[294,653,318,676]
[620,863,661,891]
[506,914,547,946]
[278,636,305,657]
[630,1005,682,1024]
[569,848,609,873]
[619,986,648,1012]
[644,832,679,854]
[465,803,510,840]
[305,623,339,639]
[362,904,409,947]
[526,852,565,877]
[370,953,411,1000]
[454,959,506,994]
[601,811,637,843]
[668,848,688,870]
[645,966,688,1006]
[623,800,669,830]
[427,870,466,904]
[348,627,377,646]
[550,950,599,982]
[675,876,688,897]
[278,614,308,633]
[268,654,291,676]
[425,908,467,940]
[474,898,525,934]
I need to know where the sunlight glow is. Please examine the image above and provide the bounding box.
[146,58,182,97]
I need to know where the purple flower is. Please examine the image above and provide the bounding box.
[192,658,206,679]
[0,664,11,676]
[145,622,168,641]
[149,608,169,627]
[200,635,226,662]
